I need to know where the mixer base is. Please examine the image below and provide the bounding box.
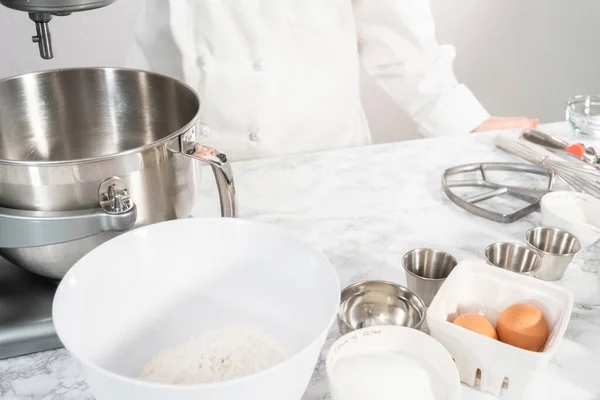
[0,256,60,360]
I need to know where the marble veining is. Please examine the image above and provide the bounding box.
[1,122,599,399]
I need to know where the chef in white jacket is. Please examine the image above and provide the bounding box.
[128,0,538,161]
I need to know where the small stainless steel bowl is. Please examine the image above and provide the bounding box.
[526,227,581,281]
[484,242,542,276]
[402,248,458,306]
[337,280,426,335]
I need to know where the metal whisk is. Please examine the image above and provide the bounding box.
[494,134,600,199]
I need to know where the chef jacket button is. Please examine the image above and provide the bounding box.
[199,123,211,136]
[248,130,259,141]
[253,60,264,71]
[197,54,211,68]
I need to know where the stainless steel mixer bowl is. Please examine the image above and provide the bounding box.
[0,67,236,279]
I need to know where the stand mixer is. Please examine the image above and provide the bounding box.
[0,0,116,59]
[0,0,119,359]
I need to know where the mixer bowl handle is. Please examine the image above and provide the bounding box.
[176,130,237,218]
[0,193,137,249]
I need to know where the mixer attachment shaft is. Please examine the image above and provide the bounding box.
[30,13,53,59]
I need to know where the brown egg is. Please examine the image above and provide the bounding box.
[453,313,498,339]
[496,303,549,352]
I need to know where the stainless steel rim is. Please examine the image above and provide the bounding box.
[338,280,426,330]
[525,226,582,256]
[401,248,458,281]
[484,242,543,273]
[0,67,201,167]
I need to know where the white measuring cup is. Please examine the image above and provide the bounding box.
[541,191,600,273]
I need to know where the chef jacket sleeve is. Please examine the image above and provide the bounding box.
[353,0,490,137]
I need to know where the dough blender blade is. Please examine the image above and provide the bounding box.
[442,162,555,223]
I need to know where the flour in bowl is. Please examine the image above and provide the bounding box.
[139,327,287,384]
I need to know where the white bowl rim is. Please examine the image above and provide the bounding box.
[541,191,600,211]
[541,191,600,232]
[53,217,341,391]
[325,325,461,396]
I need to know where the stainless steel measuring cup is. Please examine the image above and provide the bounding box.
[402,248,458,306]
[526,227,581,281]
[484,242,542,276]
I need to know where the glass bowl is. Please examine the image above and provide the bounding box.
[565,95,600,137]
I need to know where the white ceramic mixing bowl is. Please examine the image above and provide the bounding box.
[53,218,340,400]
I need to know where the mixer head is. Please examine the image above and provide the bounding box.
[0,0,116,59]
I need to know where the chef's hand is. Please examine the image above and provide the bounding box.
[472,117,539,132]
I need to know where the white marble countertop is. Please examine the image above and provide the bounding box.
[1,122,599,400]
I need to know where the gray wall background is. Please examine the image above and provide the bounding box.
[1,0,599,143]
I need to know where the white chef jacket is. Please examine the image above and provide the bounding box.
[127,0,490,161]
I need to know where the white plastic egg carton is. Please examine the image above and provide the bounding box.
[427,260,574,399]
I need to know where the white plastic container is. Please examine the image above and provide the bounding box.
[427,260,574,399]
[326,326,461,400]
